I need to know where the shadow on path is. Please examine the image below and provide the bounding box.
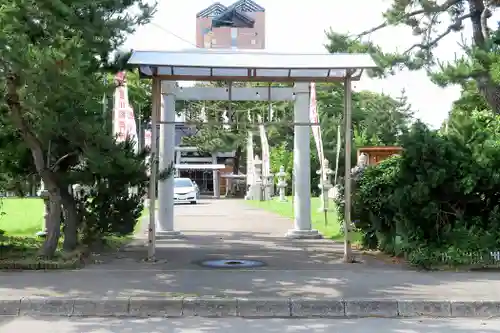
[0,199,499,301]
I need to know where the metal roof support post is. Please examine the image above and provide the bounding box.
[147,76,160,261]
[343,75,354,263]
[158,81,184,239]
[285,82,322,239]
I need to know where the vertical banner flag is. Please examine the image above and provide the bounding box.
[246,131,254,186]
[144,129,152,174]
[112,71,139,195]
[309,82,326,179]
[144,128,152,175]
[334,125,341,184]
[112,71,139,153]
[246,110,254,186]
[257,114,271,178]
[144,130,152,149]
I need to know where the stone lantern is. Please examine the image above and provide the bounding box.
[276,165,287,202]
[35,189,49,237]
[253,155,263,201]
[264,173,274,200]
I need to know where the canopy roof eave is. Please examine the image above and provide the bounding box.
[128,49,377,82]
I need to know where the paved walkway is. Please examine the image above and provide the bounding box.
[1,317,498,333]
[134,198,383,271]
[1,199,500,301]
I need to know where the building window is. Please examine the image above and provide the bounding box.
[231,28,238,47]
[251,39,256,45]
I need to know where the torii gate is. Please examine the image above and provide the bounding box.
[127,49,377,263]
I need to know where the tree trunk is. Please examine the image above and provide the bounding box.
[233,145,242,174]
[467,0,500,113]
[477,80,500,114]
[59,187,79,251]
[29,175,35,196]
[39,192,62,258]
[6,72,64,257]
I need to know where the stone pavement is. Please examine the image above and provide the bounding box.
[1,317,499,333]
[1,199,500,318]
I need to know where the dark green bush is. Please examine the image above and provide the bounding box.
[74,139,149,243]
[352,115,500,268]
[352,155,400,251]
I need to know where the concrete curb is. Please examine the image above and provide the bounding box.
[1,297,500,318]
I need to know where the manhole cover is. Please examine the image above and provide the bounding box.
[198,259,266,268]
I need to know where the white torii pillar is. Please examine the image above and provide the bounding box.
[157,81,184,239]
[286,82,322,239]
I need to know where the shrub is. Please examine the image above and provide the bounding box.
[352,118,500,268]
[74,139,149,244]
[352,155,401,251]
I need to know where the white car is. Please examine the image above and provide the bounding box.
[173,178,199,204]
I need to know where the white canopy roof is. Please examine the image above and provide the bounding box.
[127,49,377,82]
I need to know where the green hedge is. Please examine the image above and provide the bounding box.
[350,116,500,269]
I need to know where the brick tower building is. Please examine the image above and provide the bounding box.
[196,0,265,49]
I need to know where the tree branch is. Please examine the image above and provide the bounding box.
[480,6,491,42]
[5,72,47,171]
[5,71,65,193]
[468,0,487,46]
[49,152,79,171]
[354,0,462,39]
[403,13,474,54]
[355,22,389,39]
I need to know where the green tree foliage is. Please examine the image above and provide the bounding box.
[325,0,500,113]
[179,100,251,173]
[306,83,414,191]
[182,81,412,182]
[0,0,155,256]
[316,84,413,162]
[117,70,151,122]
[74,139,149,245]
[182,84,410,185]
[180,82,291,172]
[353,114,500,268]
[0,110,37,195]
[269,142,293,194]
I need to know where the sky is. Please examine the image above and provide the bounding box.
[123,0,494,128]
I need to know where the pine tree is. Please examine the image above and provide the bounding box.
[0,0,155,256]
[325,0,500,113]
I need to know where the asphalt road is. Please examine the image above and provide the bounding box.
[1,317,499,333]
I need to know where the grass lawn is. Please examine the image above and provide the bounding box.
[246,196,362,243]
[0,196,154,271]
[0,197,151,237]
[0,198,44,236]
